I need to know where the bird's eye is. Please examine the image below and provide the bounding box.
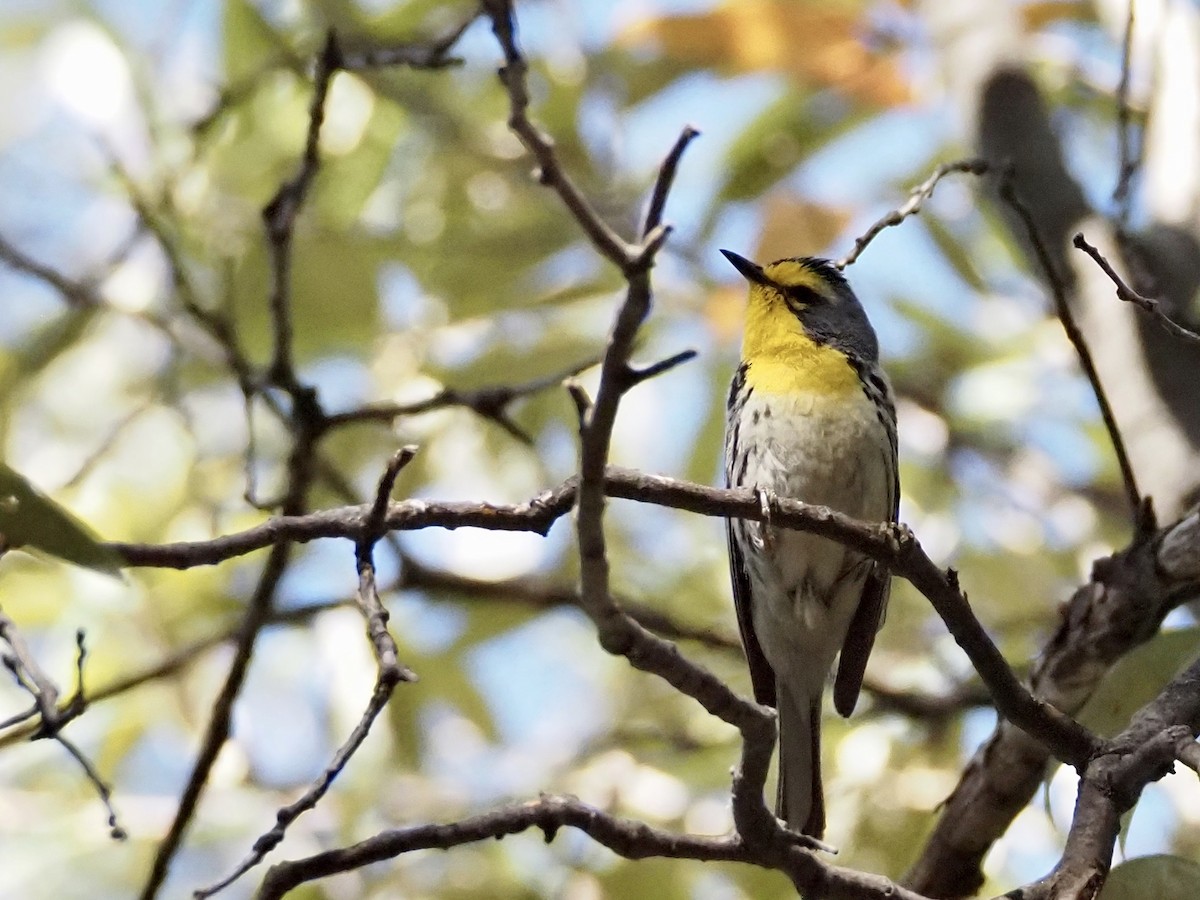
[784,285,825,306]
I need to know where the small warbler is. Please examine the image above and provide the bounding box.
[721,250,898,838]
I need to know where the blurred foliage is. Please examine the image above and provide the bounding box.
[0,1,1195,899]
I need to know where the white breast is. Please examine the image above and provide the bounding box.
[728,386,893,691]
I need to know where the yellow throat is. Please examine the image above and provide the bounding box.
[740,263,861,398]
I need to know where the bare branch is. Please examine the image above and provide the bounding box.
[0,601,349,750]
[643,125,701,238]
[139,542,298,900]
[0,614,124,839]
[483,0,636,269]
[1113,0,1138,227]
[859,675,992,724]
[320,356,599,436]
[262,31,342,389]
[1020,658,1200,899]
[1178,739,1200,774]
[340,13,478,71]
[400,554,742,651]
[139,32,341,899]
[0,234,98,308]
[354,447,420,678]
[836,159,989,268]
[196,450,421,897]
[113,463,1176,770]
[627,348,699,387]
[998,173,1144,524]
[0,610,60,717]
[905,506,1200,896]
[253,793,931,900]
[1073,232,1200,345]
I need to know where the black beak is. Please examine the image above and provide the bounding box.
[719,249,768,285]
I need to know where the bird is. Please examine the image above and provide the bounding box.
[721,249,898,839]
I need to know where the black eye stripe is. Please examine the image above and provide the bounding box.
[782,285,825,306]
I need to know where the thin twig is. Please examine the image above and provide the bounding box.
[998,175,1143,522]
[0,234,98,308]
[1114,0,1138,227]
[482,0,814,872]
[1072,233,1200,345]
[262,31,342,389]
[859,675,993,724]
[1022,659,1200,898]
[320,356,600,437]
[400,554,742,650]
[643,126,701,238]
[139,33,341,900]
[0,601,351,750]
[0,614,125,839]
[354,447,420,677]
[837,159,989,268]
[139,544,301,900]
[340,13,478,70]
[904,508,1200,897]
[196,451,419,897]
[627,349,698,387]
[483,0,635,269]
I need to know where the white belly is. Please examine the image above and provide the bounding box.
[728,387,892,693]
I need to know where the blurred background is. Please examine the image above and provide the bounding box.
[1,0,1199,897]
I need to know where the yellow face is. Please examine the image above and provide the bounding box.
[759,259,841,304]
[723,252,861,397]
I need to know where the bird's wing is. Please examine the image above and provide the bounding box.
[833,380,899,717]
[727,518,777,708]
[832,561,889,717]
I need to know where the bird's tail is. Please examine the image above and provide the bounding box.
[776,679,825,838]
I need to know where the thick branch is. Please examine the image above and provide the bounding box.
[254,794,930,900]
[1019,657,1200,899]
[905,506,1200,897]
[111,467,1108,768]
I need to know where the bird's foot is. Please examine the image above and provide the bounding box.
[754,487,778,552]
[775,819,838,855]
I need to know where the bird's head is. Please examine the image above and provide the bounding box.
[720,249,879,364]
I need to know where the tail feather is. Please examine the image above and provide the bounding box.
[776,680,825,838]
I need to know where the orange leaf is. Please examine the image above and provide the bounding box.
[1022,1,1090,32]
[754,193,852,262]
[705,284,747,344]
[621,0,910,106]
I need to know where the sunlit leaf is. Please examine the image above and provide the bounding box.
[621,0,910,105]
[708,91,870,214]
[754,192,852,260]
[223,0,294,83]
[1022,1,1093,32]
[230,228,389,362]
[0,463,120,574]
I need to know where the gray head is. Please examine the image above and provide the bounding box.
[720,250,880,363]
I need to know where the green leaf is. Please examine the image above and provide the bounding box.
[223,0,292,83]
[0,463,121,575]
[1100,855,1200,900]
[706,91,868,222]
[1079,628,1200,736]
[230,228,390,362]
[0,308,97,399]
